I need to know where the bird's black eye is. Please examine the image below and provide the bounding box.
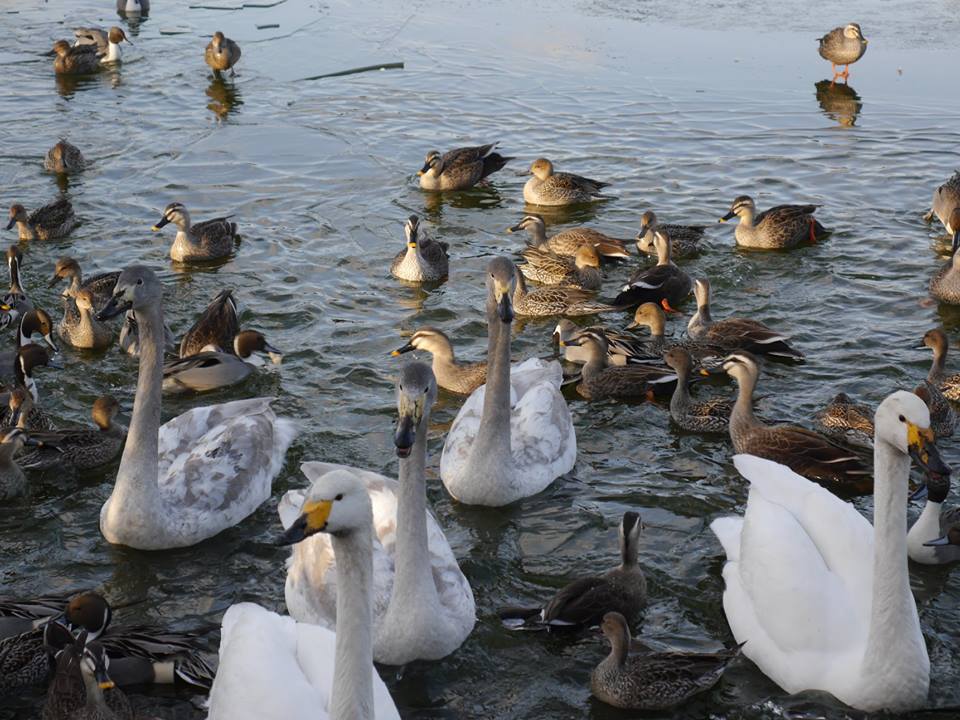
[136,279,143,286]
[898,415,905,423]
[335,493,343,501]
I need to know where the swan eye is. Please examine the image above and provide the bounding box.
[136,279,143,286]
[898,414,905,422]
[334,493,343,501]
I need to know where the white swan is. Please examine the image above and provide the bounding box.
[96,266,297,550]
[907,472,960,564]
[208,470,400,720]
[280,363,475,665]
[440,257,576,506]
[711,390,944,712]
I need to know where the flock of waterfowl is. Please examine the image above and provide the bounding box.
[2,6,958,719]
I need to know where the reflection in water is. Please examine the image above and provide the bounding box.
[420,185,505,218]
[815,80,862,127]
[54,73,100,97]
[206,77,243,120]
[521,201,607,225]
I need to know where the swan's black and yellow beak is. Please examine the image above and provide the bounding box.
[276,499,333,545]
[494,282,514,323]
[395,393,424,458]
[151,215,170,231]
[907,423,950,476]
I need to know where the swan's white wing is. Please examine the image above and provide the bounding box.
[156,398,297,542]
[208,603,399,720]
[712,455,873,694]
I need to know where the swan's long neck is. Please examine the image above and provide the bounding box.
[330,526,375,720]
[860,438,928,693]
[391,411,439,613]
[473,302,512,467]
[105,302,164,525]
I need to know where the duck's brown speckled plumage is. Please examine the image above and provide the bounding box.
[817,23,868,77]
[7,199,78,241]
[179,288,240,357]
[635,210,705,259]
[663,348,731,433]
[813,392,875,450]
[508,213,630,259]
[51,41,100,75]
[390,215,449,282]
[390,327,486,396]
[417,143,512,191]
[930,211,960,305]
[204,31,241,74]
[591,612,740,711]
[520,244,602,290]
[512,267,615,318]
[919,329,957,439]
[720,195,829,250]
[153,202,239,263]
[926,171,960,233]
[573,332,677,401]
[44,141,85,175]
[523,158,610,206]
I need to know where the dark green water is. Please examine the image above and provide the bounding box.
[2,0,960,718]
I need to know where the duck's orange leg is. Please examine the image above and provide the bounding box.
[808,217,817,243]
[660,298,681,314]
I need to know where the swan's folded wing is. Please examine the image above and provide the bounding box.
[511,365,577,484]
[425,508,476,635]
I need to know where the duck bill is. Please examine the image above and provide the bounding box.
[96,296,132,321]
[637,223,649,238]
[9,409,20,428]
[151,216,170,231]
[718,211,736,223]
[263,342,283,365]
[4,218,14,230]
[506,222,524,234]
[43,334,59,354]
[952,231,960,254]
[907,424,950,476]
[390,341,415,357]
[47,274,64,288]
[496,289,514,323]
[94,665,114,690]
[417,163,430,177]
[924,535,952,547]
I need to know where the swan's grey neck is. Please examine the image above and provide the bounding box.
[860,437,929,700]
[470,300,512,473]
[330,525,375,720]
[390,411,439,615]
[101,302,164,543]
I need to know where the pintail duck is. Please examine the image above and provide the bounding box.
[390,327,486,395]
[390,215,449,282]
[523,158,611,206]
[719,195,828,250]
[116,0,148,15]
[73,26,130,64]
[723,352,871,494]
[51,40,101,75]
[907,473,960,565]
[58,289,114,350]
[179,288,240,357]
[636,210,705,259]
[4,386,56,432]
[0,308,59,385]
[813,392,874,450]
[508,213,630,259]
[49,257,119,314]
[94,265,297,549]
[152,202,239,263]
[163,330,282,394]
[519,244,602,290]
[3,246,32,323]
[1,346,58,422]
[440,257,576,506]
[553,319,659,367]
[513,266,616,318]
[499,512,646,629]
[205,31,241,76]
[687,278,804,361]
[417,143,512,190]
[925,171,960,233]
[7,199,78,241]
[18,396,126,472]
[930,209,960,305]
[44,635,134,720]
[627,303,725,369]
[568,331,677,401]
[591,612,741,711]
[615,231,692,310]
[44,141,85,175]
[817,23,868,82]
[0,429,36,500]
[663,348,731,433]
[118,310,176,357]
[918,328,957,438]
[279,364,475,665]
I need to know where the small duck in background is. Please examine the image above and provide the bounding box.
[390,215,449,282]
[7,199,78,241]
[58,289,114,350]
[817,23,868,82]
[51,41,101,75]
[205,31,241,76]
[73,26,131,64]
[18,396,126,472]
[523,158,611,206]
[49,257,119,314]
[116,0,149,16]
[44,141,85,175]
[152,202,239,263]
[417,144,512,191]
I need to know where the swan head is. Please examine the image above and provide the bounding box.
[875,391,950,476]
[486,257,515,323]
[394,361,437,458]
[277,470,372,544]
[97,265,161,320]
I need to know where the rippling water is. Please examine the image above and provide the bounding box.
[2,0,960,718]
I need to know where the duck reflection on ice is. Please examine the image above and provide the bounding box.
[207,76,243,120]
[815,79,862,127]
